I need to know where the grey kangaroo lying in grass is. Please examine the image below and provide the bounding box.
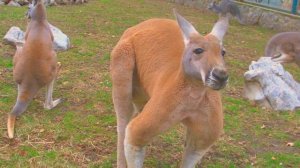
[265,32,300,66]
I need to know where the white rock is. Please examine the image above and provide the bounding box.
[3,26,25,46]
[244,57,300,111]
[2,24,70,52]
[49,24,71,51]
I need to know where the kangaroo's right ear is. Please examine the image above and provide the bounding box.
[210,16,229,42]
[173,9,199,45]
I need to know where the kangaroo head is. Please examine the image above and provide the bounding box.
[174,10,229,90]
[27,0,46,21]
[207,1,220,13]
[271,42,297,64]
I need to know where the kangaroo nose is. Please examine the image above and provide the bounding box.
[212,68,228,83]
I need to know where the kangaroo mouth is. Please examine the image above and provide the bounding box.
[205,73,228,90]
[271,53,292,63]
[272,53,282,59]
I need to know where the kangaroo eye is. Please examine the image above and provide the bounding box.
[221,50,226,57]
[193,48,204,55]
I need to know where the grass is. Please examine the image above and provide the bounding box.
[0,0,300,167]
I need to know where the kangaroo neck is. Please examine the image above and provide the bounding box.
[176,62,206,90]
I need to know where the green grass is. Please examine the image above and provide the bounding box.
[294,140,300,148]
[257,152,300,167]
[0,0,299,167]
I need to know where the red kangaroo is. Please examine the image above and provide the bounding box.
[111,10,229,167]
[7,0,62,139]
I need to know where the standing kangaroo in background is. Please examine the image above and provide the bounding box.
[265,32,300,67]
[111,10,229,167]
[7,0,62,139]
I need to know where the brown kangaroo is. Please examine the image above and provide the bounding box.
[111,10,229,167]
[7,0,62,139]
[265,32,300,66]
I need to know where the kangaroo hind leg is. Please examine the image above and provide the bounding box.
[111,41,135,168]
[7,85,34,139]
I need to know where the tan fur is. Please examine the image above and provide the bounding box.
[7,0,61,139]
[111,12,228,167]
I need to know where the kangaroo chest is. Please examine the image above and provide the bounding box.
[179,85,221,114]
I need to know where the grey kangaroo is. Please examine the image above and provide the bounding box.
[265,32,300,66]
[208,0,242,23]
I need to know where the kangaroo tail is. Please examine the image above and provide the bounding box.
[7,87,36,138]
[7,100,30,138]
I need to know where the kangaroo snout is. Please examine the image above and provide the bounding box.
[206,67,228,90]
[212,68,228,82]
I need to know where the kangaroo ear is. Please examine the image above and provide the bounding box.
[173,9,199,45]
[210,16,229,42]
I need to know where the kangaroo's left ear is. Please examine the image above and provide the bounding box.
[210,16,229,42]
[173,9,199,45]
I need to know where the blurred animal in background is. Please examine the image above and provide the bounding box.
[26,1,35,19]
[7,0,62,139]
[208,0,243,24]
[264,32,300,67]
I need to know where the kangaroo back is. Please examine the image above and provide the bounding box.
[115,19,184,94]
[17,0,56,87]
